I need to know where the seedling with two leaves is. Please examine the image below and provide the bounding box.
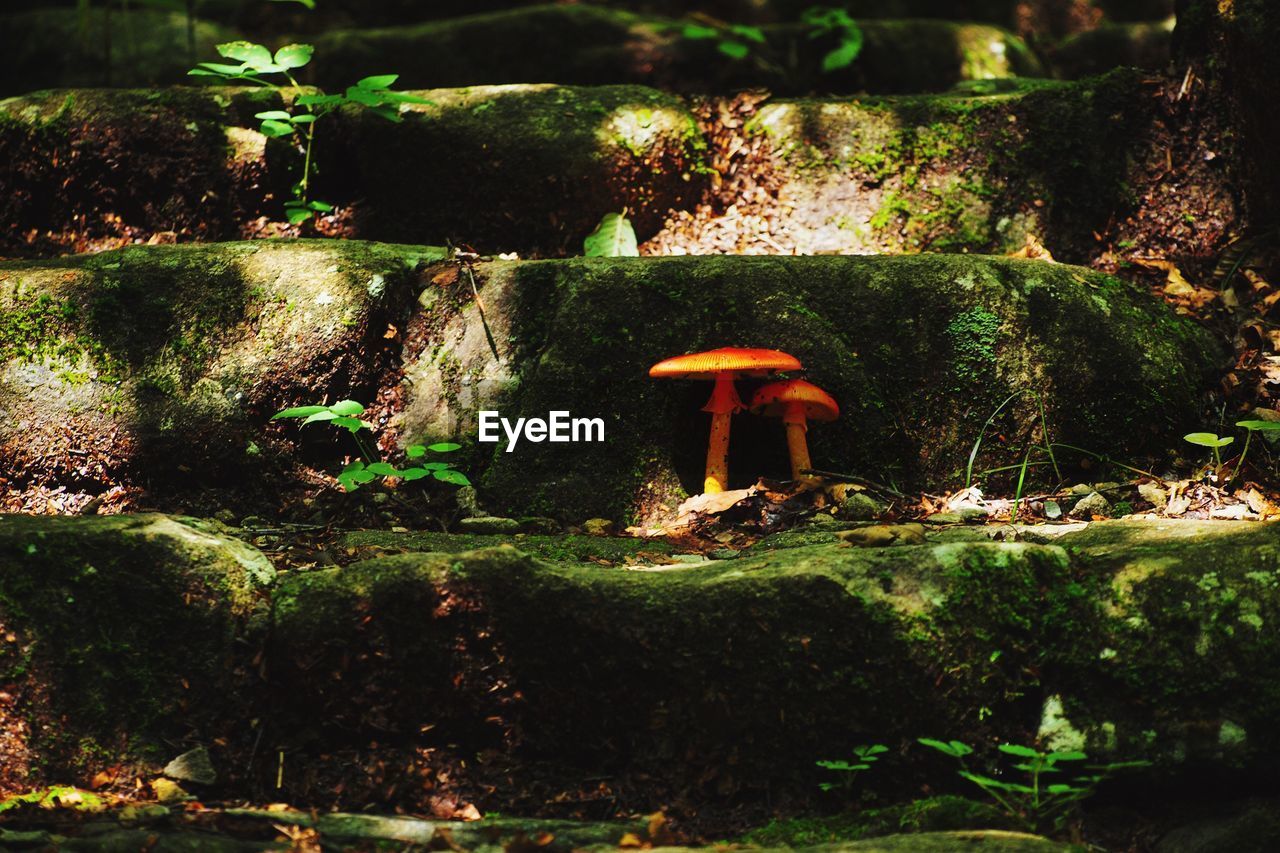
[191,41,429,223]
[1186,419,1280,484]
[273,400,469,492]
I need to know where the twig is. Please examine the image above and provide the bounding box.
[463,263,503,363]
[800,468,910,500]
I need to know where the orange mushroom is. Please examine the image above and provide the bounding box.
[749,379,839,481]
[649,347,802,494]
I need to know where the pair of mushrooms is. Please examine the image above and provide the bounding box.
[649,347,838,494]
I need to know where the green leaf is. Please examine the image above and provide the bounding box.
[918,738,972,758]
[816,761,852,771]
[1184,432,1234,448]
[427,442,462,452]
[192,61,250,76]
[217,41,274,68]
[328,400,365,416]
[308,200,334,212]
[290,114,318,124]
[259,119,295,137]
[998,744,1041,759]
[273,405,328,419]
[357,74,399,90]
[400,468,429,481]
[255,110,295,121]
[860,745,889,756]
[681,24,719,40]
[302,410,337,425]
[822,36,863,72]
[583,212,639,258]
[730,24,766,43]
[331,416,370,433]
[274,43,314,69]
[295,93,345,109]
[1237,419,1280,431]
[405,444,426,459]
[366,462,397,476]
[1047,750,1087,762]
[717,40,750,59]
[284,206,314,225]
[433,469,471,486]
[1046,784,1083,794]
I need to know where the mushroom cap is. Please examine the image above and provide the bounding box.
[648,347,802,379]
[749,379,840,422]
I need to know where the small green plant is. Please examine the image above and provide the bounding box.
[1228,419,1280,485]
[816,743,888,792]
[1184,431,1234,476]
[918,739,1148,834]
[190,41,429,223]
[584,211,639,257]
[800,6,865,72]
[682,21,767,60]
[273,400,469,491]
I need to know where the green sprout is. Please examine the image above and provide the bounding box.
[1184,431,1234,475]
[273,400,468,491]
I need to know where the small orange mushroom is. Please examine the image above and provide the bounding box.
[649,347,802,494]
[749,379,839,481]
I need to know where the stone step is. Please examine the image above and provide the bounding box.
[0,73,1226,268]
[1,4,1084,97]
[1,513,1276,820]
[306,6,1042,96]
[0,241,1222,519]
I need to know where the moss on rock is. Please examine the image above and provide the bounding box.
[340,529,681,564]
[0,513,272,788]
[736,70,1153,261]
[0,240,440,496]
[319,83,705,252]
[310,6,1040,96]
[402,253,1222,521]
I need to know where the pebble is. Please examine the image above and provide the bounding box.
[582,518,616,536]
[458,516,522,534]
[163,746,216,785]
[1070,491,1111,519]
[837,492,883,521]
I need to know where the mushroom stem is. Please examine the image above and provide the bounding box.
[705,411,732,493]
[784,421,811,480]
[701,372,745,494]
[782,401,812,480]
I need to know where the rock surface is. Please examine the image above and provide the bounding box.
[0,75,1231,266]
[0,240,439,499]
[310,6,1041,95]
[404,253,1221,520]
[4,514,1280,818]
[0,514,272,786]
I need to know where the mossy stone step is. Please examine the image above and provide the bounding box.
[4,514,1280,817]
[309,6,1041,96]
[1,242,1221,518]
[0,72,1214,267]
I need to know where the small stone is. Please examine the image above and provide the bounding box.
[151,778,192,803]
[164,746,216,785]
[1069,491,1111,519]
[924,512,963,525]
[458,516,522,535]
[518,517,560,534]
[838,523,926,547]
[582,518,616,536]
[1044,499,1062,520]
[837,492,883,521]
[1138,481,1168,510]
[708,549,740,560]
[1069,484,1095,496]
[954,504,989,522]
[456,486,485,518]
[212,509,236,525]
